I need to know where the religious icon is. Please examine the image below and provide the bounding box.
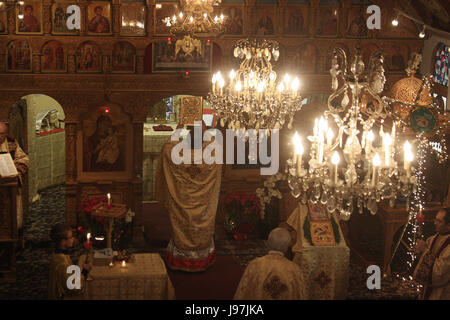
[153,36,211,72]
[41,40,66,73]
[316,5,338,37]
[111,41,136,73]
[410,108,438,135]
[0,4,7,34]
[307,201,328,221]
[76,41,102,73]
[256,10,275,36]
[222,5,243,36]
[346,7,368,38]
[120,2,146,36]
[87,2,111,35]
[154,2,179,35]
[285,5,307,35]
[180,96,203,126]
[83,114,124,172]
[293,43,317,73]
[386,44,409,73]
[52,2,79,35]
[16,1,43,34]
[7,40,32,72]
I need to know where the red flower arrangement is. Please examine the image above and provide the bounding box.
[224,192,262,238]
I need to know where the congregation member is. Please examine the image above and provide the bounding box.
[413,208,450,300]
[234,227,307,300]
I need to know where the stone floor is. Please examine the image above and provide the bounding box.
[0,184,420,300]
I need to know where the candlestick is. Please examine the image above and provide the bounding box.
[372,153,381,187]
[121,260,126,268]
[404,141,413,177]
[384,133,392,166]
[107,193,111,206]
[87,233,91,243]
[331,151,339,185]
[293,132,303,176]
[327,128,333,148]
[366,130,374,156]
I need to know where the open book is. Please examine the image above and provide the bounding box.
[0,153,18,178]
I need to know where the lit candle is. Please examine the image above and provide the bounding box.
[404,141,413,177]
[313,118,318,138]
[331,151,340,185]
[293,132,304,176]
[291,77,300,97]
[87,233,91,243]
[326,128,334,148]
[366,130,374,155]
[107,193,111,205]
[122,260,126,268]
[218,76,225,95]
[383,133,392,166]
[212,73,217,94]
[109,261,114,268]
[372,153,381,187]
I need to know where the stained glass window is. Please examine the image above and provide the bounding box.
[434,44,449,87]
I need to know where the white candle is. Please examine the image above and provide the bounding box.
[383,133,392,166]
[366,130,374,156]
[87,233,91,243]
[331,151,340,185]
[122,260,126,268]
[404,141,413,177]
[293,132,303,176]
[372,153,381,187]
[107,193,111,205]
[327,128,333,148]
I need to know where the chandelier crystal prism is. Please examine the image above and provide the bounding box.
[207,39,303,131]
[286,48,417,220]
[164,0,226,39]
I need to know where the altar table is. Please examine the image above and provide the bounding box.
[84,253,175,300]
[287,204,350,300]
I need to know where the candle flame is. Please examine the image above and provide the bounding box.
[373,153,381,166]
[331,151,340,165]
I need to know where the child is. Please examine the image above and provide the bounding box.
[48,223,92,300]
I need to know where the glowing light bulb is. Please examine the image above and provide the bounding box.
[18,13,24,19]
[291,77,299,91]
[214,16,219,23]
[179,12,183,19]
[331,151,340,165]
[392,18,398,26]
[257,81,265,93]
[284,73,291,85]
[189,16,193,23]
[373,153,381,166]
[220,14,224,20]
[212,73,217,84]
[203,13,207,19]
[277,82,285,92]
[293,132,304,155]
[269,72,276,82]
[235,81,242,91]
[368,130,374,142]
[229,69,236,80]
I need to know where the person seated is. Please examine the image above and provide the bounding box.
[234,227,307,300]
[48,223,92,300]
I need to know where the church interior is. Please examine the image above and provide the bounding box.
[0,0,449,300]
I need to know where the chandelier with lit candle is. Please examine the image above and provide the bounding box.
[286,48,417,220]
[163,0,226,39]
[207,39,303,131]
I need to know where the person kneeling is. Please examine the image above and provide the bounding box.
[48,223,92,300]
[234,227,306,300]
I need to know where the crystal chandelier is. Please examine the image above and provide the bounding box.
[163,0,226,39]
[207,39,303,131]
[286,48,417,220]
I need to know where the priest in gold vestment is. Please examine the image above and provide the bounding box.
[0,122,29,231]
[156,123,222,272]
[413,208,450,300]
[234,228,307,300]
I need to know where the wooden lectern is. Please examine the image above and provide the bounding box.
[0,178,19,282]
